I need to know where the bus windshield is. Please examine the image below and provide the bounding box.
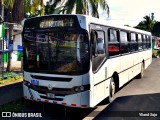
[23,21,90,75]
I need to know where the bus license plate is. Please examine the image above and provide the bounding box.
[47,93,55,98]
[31,79,39,85]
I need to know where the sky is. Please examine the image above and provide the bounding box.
[43,0,160,27]
[103,0,160,27]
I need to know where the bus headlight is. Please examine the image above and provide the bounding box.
[74,86,84,92]
[74,85,90,92]
[23,80,31,87]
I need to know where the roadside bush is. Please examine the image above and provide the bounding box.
[156,49,160,56]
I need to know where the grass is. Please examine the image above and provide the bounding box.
[0,99,23,112]
[0,72,23,85]
[0,99,32,113]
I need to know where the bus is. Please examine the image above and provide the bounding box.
[22,14,152,108]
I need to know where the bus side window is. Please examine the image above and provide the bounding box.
[120,31,129,54]
[138,34,143,50]
[142,35,147,49]
[146,35,151,49]
[130,33,138,52]
[97,38,105,54]
[91,30,106,71]
[91,30,105,56]
[108,29,120,56]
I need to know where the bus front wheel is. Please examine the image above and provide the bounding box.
[108,77,116,103]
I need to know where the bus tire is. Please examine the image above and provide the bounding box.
[137,62,144,79]
[108,77,116,103]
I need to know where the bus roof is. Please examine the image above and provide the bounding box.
[24,14,151,35]
[79,14,151,35]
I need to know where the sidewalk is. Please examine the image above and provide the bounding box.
[4,61,22,72]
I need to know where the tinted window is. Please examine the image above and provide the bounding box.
[138,34,142,50]
[146,36,151,48]
[130,33,138,52]
[131,33,136,41]
[109,29,118,42]
[96,31,105,54]
[120,31,128,42]
[120,31,129,54]
[143,35,147,49]
[92,30,106,71]
[108,29,120,56]
[23,28,90,75]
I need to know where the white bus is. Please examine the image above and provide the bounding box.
[22,14,152,108]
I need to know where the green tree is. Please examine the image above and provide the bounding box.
[31,0,44,16]
[152,22,160,37]
[135,14,155,32]
[24,0,31,17]
[46,0,109,18]
[3,0,14,22]
[24,0,44,17]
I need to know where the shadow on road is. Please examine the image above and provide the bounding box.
[94,93,160,120]
[22,100,95,120]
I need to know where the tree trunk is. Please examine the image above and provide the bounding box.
[6,23,14,72]
[12,0,24,23]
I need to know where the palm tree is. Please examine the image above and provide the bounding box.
[3,0,14,22]
[24,0,32,17]
[31,0,44,16]
[1,0,24,23]
[46,0,109,18]
[24,0,44,17]
[45,1,66,15]
[143,15,154,32]
[135,14,155,32]
[12,0,24,23]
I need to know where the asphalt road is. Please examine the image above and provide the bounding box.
[0,81,23,105]
[90,58,160,120]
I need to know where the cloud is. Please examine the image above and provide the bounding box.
[105,0,160,26]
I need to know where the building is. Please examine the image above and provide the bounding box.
[3,22,22,62]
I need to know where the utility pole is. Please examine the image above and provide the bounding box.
[0,0,4,78]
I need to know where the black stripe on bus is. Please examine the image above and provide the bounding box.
[94,77,111,86]
[31,75,72,82]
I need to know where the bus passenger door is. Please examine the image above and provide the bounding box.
[91,30,106,105]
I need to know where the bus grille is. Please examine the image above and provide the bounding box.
[31,75,72,82]
[31,85,75,95]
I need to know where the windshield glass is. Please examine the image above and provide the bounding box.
[23,28,90,75]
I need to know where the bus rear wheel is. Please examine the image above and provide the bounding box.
[108,77,116,103]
